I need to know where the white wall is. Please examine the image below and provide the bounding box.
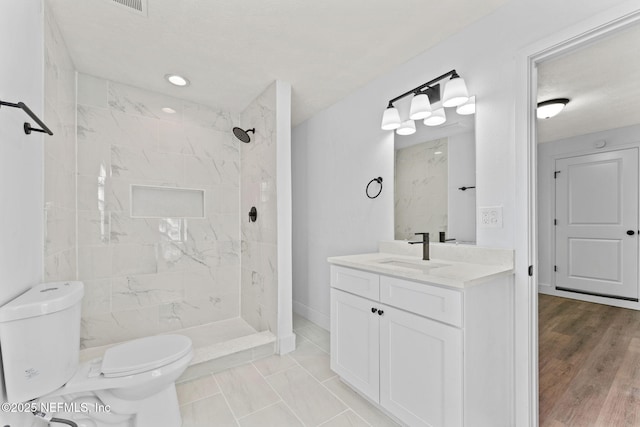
[537,123,640,288]
[291,0,633,327]
[0,0,44,305]
[0,0,44,420]
[448,131,476,242]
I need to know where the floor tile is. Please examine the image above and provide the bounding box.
[290,337,336,381]
[176,374,220,406]
[293,312,315,330]
[267,366,346,426]
[181,393,237,427]
[253,354,298,376]
[238,402,303,427]
[320,410,370,427]
[215,363,280,418]
[295,323,330,352]
[323,377,400,427]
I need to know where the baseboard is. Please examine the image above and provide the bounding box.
[277,332,296,355]
[293,300,330,331]
[538,283,640,310]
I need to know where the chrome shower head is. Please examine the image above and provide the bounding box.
[232,127,255,143]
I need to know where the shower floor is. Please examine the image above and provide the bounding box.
[79,318,276,381]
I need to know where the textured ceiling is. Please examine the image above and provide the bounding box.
[47,0,508,125]
[537,23,640,143]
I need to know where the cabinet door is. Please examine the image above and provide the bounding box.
[380,305,463,427]
[330,288,380,403]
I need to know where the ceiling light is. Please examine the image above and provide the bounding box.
[381,105,401,130]
[409,92,432,120]
[396,120,416,136]
[435,151,443,155]
[456,96,476,115]
[537,98,569,119]
[161,107,177,114]
[165,74,190,87]
[442,72,469,107]
[424,108,446,126]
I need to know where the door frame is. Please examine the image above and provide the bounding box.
[515,4,640,425]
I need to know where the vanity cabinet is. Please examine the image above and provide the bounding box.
[330,265,513,427]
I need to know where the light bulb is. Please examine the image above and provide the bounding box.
[456,96,476,115]
[396,120,416,136]
[409,93,432,120]
[424,108,446,126]
[381,106,401,130]
[442,75,469,107]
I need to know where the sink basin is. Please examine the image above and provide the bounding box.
[377,259,450,272]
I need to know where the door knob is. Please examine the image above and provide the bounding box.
[377,310,384,316]
[627,230,636,236]
[371,307,378,313]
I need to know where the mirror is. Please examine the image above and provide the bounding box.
[394,106,476,243]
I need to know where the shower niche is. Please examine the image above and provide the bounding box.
[130,185,205,218]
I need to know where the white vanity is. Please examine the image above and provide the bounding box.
[328,242,514,427]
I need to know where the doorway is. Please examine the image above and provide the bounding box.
[532,14,640,427]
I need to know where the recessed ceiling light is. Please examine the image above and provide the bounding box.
[435,151,443,155]
[161,107,177,114]
[537,98,569,119]
[165,74,190,87]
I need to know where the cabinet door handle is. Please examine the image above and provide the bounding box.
[371,307,378,313]
[377,310,384,316]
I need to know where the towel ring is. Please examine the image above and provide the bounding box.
[366,177,383,199]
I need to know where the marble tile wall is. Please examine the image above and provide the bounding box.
[240,83,279,334]
[76,73,241,348]
[43,3,77,282]
[394,138,448,240]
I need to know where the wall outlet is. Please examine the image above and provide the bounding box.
[478,206,503,228]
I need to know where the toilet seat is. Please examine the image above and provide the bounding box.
[101,335,192,378]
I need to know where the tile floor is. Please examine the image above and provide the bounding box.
[176,314,400,427]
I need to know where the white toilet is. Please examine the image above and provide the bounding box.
[0,281,193,427]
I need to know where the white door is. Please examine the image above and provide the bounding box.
[555,148,639,300]
[330,288,380,403]
[380,305,463,427]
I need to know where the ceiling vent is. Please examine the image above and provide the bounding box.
[109,0,148,16]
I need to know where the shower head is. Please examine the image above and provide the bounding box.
[232,127,255,143]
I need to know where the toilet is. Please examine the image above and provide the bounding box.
[0,281,193,427]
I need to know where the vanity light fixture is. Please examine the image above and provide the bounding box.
[381,69,472,134]
[424,108,446,126]
[456,95,476,115]
[165,74,190,87]
[537,98,569,119]
[396,120,417,135]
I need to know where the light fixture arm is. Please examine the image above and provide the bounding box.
[387,69,458,106]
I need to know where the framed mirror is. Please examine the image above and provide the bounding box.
[394,105,476,243]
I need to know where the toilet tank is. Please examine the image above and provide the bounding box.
[0,282,84,403]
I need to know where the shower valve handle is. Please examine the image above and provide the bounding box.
[249,207,257,222]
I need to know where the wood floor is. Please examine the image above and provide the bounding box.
[539,294,640,426]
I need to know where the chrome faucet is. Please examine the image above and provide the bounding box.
[408,232,430,260]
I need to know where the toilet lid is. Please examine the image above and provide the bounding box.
[101,335,192,378]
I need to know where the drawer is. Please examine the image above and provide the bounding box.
[331,266,380,300]
[380,275,462,327]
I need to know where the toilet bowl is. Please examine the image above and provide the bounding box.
[0,282,193,427]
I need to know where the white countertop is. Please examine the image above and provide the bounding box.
[328,251,514,289]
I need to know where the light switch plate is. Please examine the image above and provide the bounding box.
[478,206,503,228]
